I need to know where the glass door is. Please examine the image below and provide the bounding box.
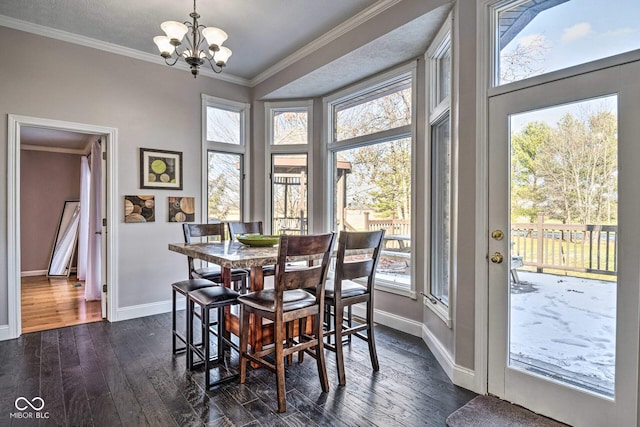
[488,61,640,426]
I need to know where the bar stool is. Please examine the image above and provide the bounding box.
[171,278,219,354]
[187,285,240,389]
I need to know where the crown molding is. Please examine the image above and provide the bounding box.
[249,0,403,87]
[0,15,250,86]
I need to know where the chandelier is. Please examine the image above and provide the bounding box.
[153,0,232,78]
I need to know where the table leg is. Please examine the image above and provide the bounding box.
[248,266,264,369]
[221,267,232,343]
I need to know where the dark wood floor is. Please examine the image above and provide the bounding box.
[0,312,476,426]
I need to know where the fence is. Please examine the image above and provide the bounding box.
[512,214,617,276]
[362,212,410,235]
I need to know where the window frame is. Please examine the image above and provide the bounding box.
[425,12,454,327]
[265,100,314,234]
[201,94,250,223]
[324,63,417,298]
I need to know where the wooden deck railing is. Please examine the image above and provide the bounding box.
[512,214,617,276]
[362,212,410,251]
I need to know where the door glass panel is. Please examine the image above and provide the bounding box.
[509,95,617,397]
[207,151,242,223]
[497,0,640,85]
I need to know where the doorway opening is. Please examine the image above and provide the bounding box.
[7,115,118,339]
[20,127,103,333]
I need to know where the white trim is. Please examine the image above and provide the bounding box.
[20,270,48,277]
[421,323,454,380]
[0,15,249,86]
[249,0,403,86]
[115,300,176,322]
[453,365,478,393]
[21,144,87,155]
[474,0,492,397]
[7,115,118,339]
[0,325,10,342]
[264,100,314,234]
[201,95,251,223]
[351,305,422,337]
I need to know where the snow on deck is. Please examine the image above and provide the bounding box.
[509,270,616,395]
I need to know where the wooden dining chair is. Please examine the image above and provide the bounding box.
[323,229,385,386]
[182,223,248,291]
[228,221,276,277]
[238,233,336,413]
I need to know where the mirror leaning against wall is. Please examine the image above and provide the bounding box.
[47,200,81,277]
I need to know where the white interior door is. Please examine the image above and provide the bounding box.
[488,60,640,426]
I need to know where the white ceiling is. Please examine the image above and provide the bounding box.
[0,0,375,81]
[20,127,95,152]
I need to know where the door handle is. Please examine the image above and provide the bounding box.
[490,252,504,264]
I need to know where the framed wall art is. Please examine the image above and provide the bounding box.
[168,196,195,222]
[124,195,155,223]
[140,148,183,190]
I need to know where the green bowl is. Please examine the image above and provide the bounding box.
[236,234,280,247]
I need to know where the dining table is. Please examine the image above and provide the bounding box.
[168,240,314,361]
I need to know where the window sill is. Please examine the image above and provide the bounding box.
[374,280,416,299]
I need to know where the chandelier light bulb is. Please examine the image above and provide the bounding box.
[202,27,228,51]
[214,46,232,66]
[161,21,188,43]
[153,36,175,56]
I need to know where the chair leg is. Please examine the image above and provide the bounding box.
[239,306,249,384]
[297,318,305,364]
[274,318,287,413]
[314,312,330,393]
[366,299,379,371]
[334,302,346,386]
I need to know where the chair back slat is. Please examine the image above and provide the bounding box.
[334,229,385,293]
[183,223,227,241]
[182,223,228,277]
[281,266,325,291]
[228,221,264,239]
[340,259,375,281]
[275,234,335,294]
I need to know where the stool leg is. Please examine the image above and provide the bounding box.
[204,306,211,389]
[187,298,194,369]
[172,290,178,354]
[217,306,224,360]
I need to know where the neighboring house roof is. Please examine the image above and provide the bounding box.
[498,0,570,46]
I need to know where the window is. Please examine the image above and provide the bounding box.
[426,14,453,325]
[266,101,313,234]
[202,95,249,223]
[327,66,415,296]
[493,0,640,86]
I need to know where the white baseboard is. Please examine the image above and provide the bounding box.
[115,299,183,322]
[351,305,423,337]
[422,323,455,380]
[421,324,479,393]
[0,325,11,341]
[453,365,477,392]
[21,267,78,277]
[21,269,47,277]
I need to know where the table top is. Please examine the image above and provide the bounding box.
[169,241,280,269]
[169,240,373,269]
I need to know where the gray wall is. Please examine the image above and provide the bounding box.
[0,25,250,325]
[20,150,81,272]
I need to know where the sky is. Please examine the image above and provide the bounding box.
[502,0,640,80]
